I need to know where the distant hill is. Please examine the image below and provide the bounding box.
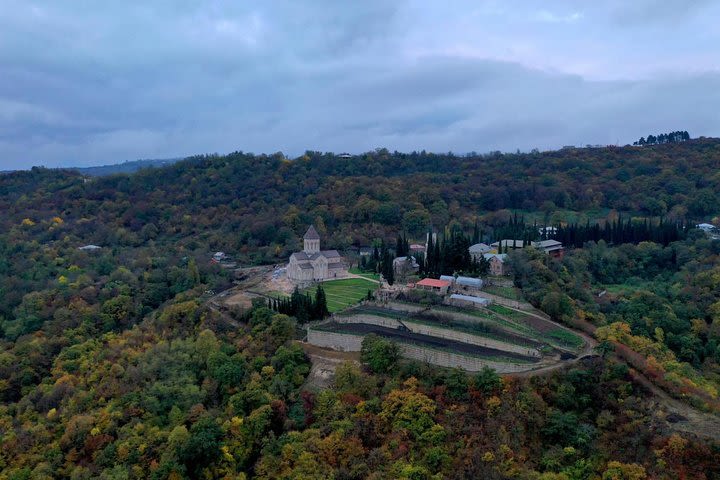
[70,158,182,176]
[0,158,183,177]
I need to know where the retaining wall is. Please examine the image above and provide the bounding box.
[337,313,536,356]
[380,301,428,313]
[402,320,539,357]
[399,344,531,373]
[334,314,402,329]
[306,329,534,373]
[307,329,363,352]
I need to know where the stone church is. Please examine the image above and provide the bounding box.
[287,225,346,283]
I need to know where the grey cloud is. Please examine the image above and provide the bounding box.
[0,1,717,169]
[609,0,716,24]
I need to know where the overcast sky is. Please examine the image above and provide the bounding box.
[1,0,719,169]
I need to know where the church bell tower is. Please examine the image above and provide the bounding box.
[303,225,320,254]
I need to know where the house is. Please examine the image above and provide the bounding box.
[393,256,419,277]
[469,243,491,260]
[483,253,510,276]
[416,278,451,295]
[490,239,525,251]
[448,293,491,309]
[287,225,347,283]
[697,223,716,232]
[78,245,102,251]
[537,226,557,236]
[212,252,227,262]
[338,153,352,159]
[531,239,565,259]
[409,244,426,256]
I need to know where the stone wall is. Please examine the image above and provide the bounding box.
[307,329,363,352]
[306,329,535,373]
[337,313,537,357]
[379,301,428,313]
[399,344,532,373]
[334,314,402,329]
[402,320,539,357]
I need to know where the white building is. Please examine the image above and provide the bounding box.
[697,223,716,232]
[287,226,346,283]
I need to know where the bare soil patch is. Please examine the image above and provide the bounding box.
[301,342,360,390]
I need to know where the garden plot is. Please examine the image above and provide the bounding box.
[487,304,584,350]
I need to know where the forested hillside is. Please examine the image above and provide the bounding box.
[2,138,720,255]
[1,140,720,478]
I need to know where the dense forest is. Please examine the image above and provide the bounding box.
[1,139,720,478]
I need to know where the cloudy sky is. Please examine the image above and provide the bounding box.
[1,0,719,169]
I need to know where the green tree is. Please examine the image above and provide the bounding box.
[474,366,502,394]
[178,416,224,478]
[361,334,400,373]
[314,285,330,319]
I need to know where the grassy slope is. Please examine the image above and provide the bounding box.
[304,277,377,312]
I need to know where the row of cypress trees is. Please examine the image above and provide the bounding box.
[553,217,688,248]
[269,285,330,323]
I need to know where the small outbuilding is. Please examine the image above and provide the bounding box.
[697,223,716,232]
[469,243,491,260]
[393,256,419,278]
[440,275,484,292]
[531,240,565,259]
[416,278,452,295]
[409,244,426,256]
[448,293,491,308]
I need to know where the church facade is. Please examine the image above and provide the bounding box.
[287,226,347,283]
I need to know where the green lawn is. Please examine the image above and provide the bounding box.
[304,277,377,312]
[348,267,380,281]
[488,304,526,320]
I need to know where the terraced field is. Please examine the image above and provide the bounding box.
[303,278,377,312]
[317,321,540,364]
[487,304,584,350]
[345,302,584,353]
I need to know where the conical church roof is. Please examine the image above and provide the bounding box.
[304,225,320,240]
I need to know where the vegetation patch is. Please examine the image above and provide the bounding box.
[545,328,584,349]
[483,285,525,300]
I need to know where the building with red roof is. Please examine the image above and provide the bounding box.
[416,278,451,295]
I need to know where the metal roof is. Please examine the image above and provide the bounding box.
[469,243,491,253]
[449,294,490,305]
[483,253,508,263]
[456,276,483,287]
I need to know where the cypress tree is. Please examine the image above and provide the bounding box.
[314,285,330,319]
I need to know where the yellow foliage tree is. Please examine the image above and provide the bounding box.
[602,461,647,480]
